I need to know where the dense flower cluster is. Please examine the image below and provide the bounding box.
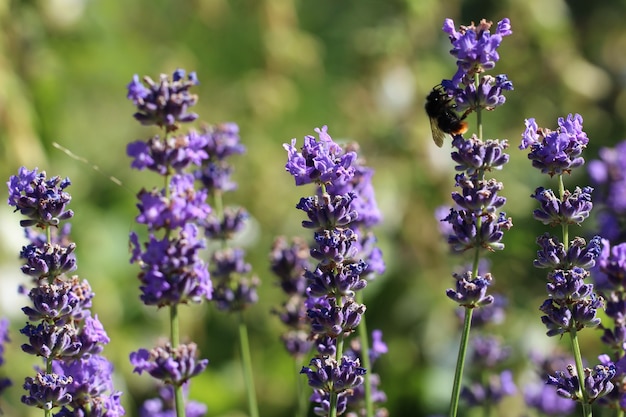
[520,114,611,406]
[127,69,199,131]
[284,126,387,416]
[127,69,210,414]
[440,18,513,112]
[432,17,518,417]
[7,167,124,416]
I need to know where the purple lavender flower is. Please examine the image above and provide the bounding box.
[547,363,615,402]
[450,136,509,174]
[306,262,368,298]
[7,167,73,228]
[452,74,514,113]
[451,174,506,214]
[520,114,589,176]
[300,356,366,394]
[20,321,81,359]
[19,243,77,280]
[534,234,602,270]
[308,298,366,338]
[127,69,199,131]
[129,223,212,307]
[284,126,357,186]
[297,193,359,230]
[135,174,211,231]
[22,280,79,323]
[531,186,593,226]
[130,342,209,386]
[442,18,512,85]
[446,271,494,308]
[52,355,124,416]
[21,372,73,410]
[127,130,209,175]
[284,125,383,415]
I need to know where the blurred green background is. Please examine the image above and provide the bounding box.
[1,0,626,416]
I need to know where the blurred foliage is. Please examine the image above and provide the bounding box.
[1,0,626,416]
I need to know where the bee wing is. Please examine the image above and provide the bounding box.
[429,117,445,147]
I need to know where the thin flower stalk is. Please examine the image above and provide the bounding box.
[520,114,611,416]
[434,17,513,417]
[7,167,125,417]
[284,126,386,417]
[126,69,211,417]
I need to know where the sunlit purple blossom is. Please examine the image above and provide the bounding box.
[130,343,208,387]
[451,174,506,214]
[452,74,513,113]
[443,208,512,252]
[450,136,509,174]
[7,167,73,228]
[127,130,209,175]
[284,126,357,186]
[21,372,73,410]
[547,363,615,402]
[297,193,359,230]
[531,186,593,226]
[534,234,602,270]
[308,298,366,338]
[520,114,589,176]
[135,174,211,231]
[442,18,512,85]
[19,243,77,280]
[129,223,212,307]
[301,356,366,393]
[306,262,368,298]
[127,69,199,131]
[446,271,494,308]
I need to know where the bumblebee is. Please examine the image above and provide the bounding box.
[424,86,468,147]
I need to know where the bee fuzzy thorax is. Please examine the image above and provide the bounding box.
[424,86,468,147]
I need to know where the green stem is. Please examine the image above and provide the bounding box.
[239,312,259,417]
[448,307,474,417]
[356,291,374,417]
[569,328,592,417]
